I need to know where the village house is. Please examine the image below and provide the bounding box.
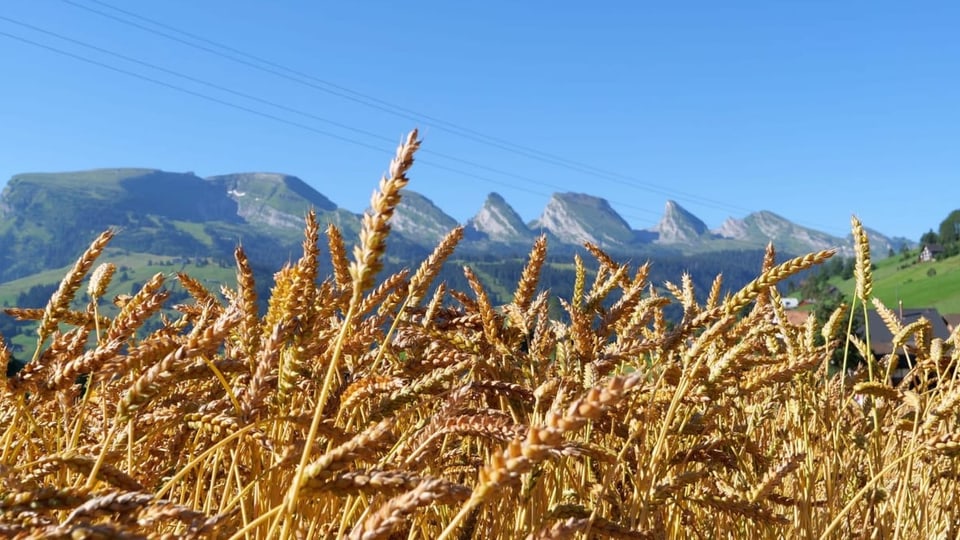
[781,297,800,310]
[866,308,953,384]
[919,244,944,262]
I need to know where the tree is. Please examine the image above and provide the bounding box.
[921,229,940,246]
[841,258,855,281]
[822,256,845,279]
[938,210,960,246]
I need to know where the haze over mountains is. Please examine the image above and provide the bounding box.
[0,168,912,283]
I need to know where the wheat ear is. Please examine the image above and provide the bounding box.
[233,245,261,365]
[349,477,471,540]
[725,250,835,315]
[406,226,464,308]
[851,215,873,304]
[514,235,548,312]
[349,130,421,304]
[327,223,353,294]
[36,229,114,353]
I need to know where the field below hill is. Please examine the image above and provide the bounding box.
[0,249,236,363]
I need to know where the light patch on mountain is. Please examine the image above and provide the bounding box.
[392,190,460,246]
[715,211,845,255]
[466,192,534,243]
[652,200,710,244]
[530,193,634,248]
[207,172,342,231]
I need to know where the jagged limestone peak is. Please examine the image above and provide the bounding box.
[531,193,634,248]
[392,190,460,246]
[466,192,533,243]
[652,200,709,244]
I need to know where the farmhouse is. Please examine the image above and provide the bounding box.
[866,308,953,383]
[919,243,944,262]
[781,297,800,309]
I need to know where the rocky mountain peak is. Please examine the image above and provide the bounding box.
[653,200,710,244]
[205,172,340,230]
[392,190,460,246]
[531,193,634,248]
[715,211,844,255]
[466,192,533,243]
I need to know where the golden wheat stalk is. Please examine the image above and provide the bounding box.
[23,455,142,492]
[514,234,548,313]
[118,305,242,421]
[232,245,261,365]
[407,226,464,308]
[176,271,220,312]
[291,209,320,317]
[87,262,116,302]
[106,272,167,343]
[0,486,91,513]
[36,230,114,349]
[463,265,503,351]
[326,223,353,294]
[299,418,396,489]
[349,477,471,540]
[61,490,154,525]
[274,133,424,539]
[441,373,644,538]
[851,215,873,303]
[349,130,421,304]
[724,249,835,315]
[4,307,110,330]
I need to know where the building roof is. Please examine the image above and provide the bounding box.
[783,310,811,327]
[866,308,953,356]
[943,313,960,333]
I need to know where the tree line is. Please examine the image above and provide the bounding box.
[919,209,960,260]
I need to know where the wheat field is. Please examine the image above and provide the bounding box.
[1,131,959,539]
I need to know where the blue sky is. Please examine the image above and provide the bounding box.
[1,1,958,242]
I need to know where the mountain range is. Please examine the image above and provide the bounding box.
[0,168,912,284]
[395,181,913,258]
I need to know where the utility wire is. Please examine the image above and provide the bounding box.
[0,25,663,224]
[59,0,760,217]
[1,15,646,213]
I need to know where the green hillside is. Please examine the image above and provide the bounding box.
[830,252,960,314]
[0,249,239,363]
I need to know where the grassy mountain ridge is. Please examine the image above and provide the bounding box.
[0,169,355,282]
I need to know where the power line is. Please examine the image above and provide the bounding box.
[58,0,762,218]
[0,25,664,226]
[0,15,680,218]
[0,16,665,221]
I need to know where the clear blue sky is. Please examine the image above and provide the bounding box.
[2,1,958,241]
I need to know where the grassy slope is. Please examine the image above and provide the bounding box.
[171,220,215,247]
[831,253,960,314]
[0,249,237,359]
[0,249,235,305]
